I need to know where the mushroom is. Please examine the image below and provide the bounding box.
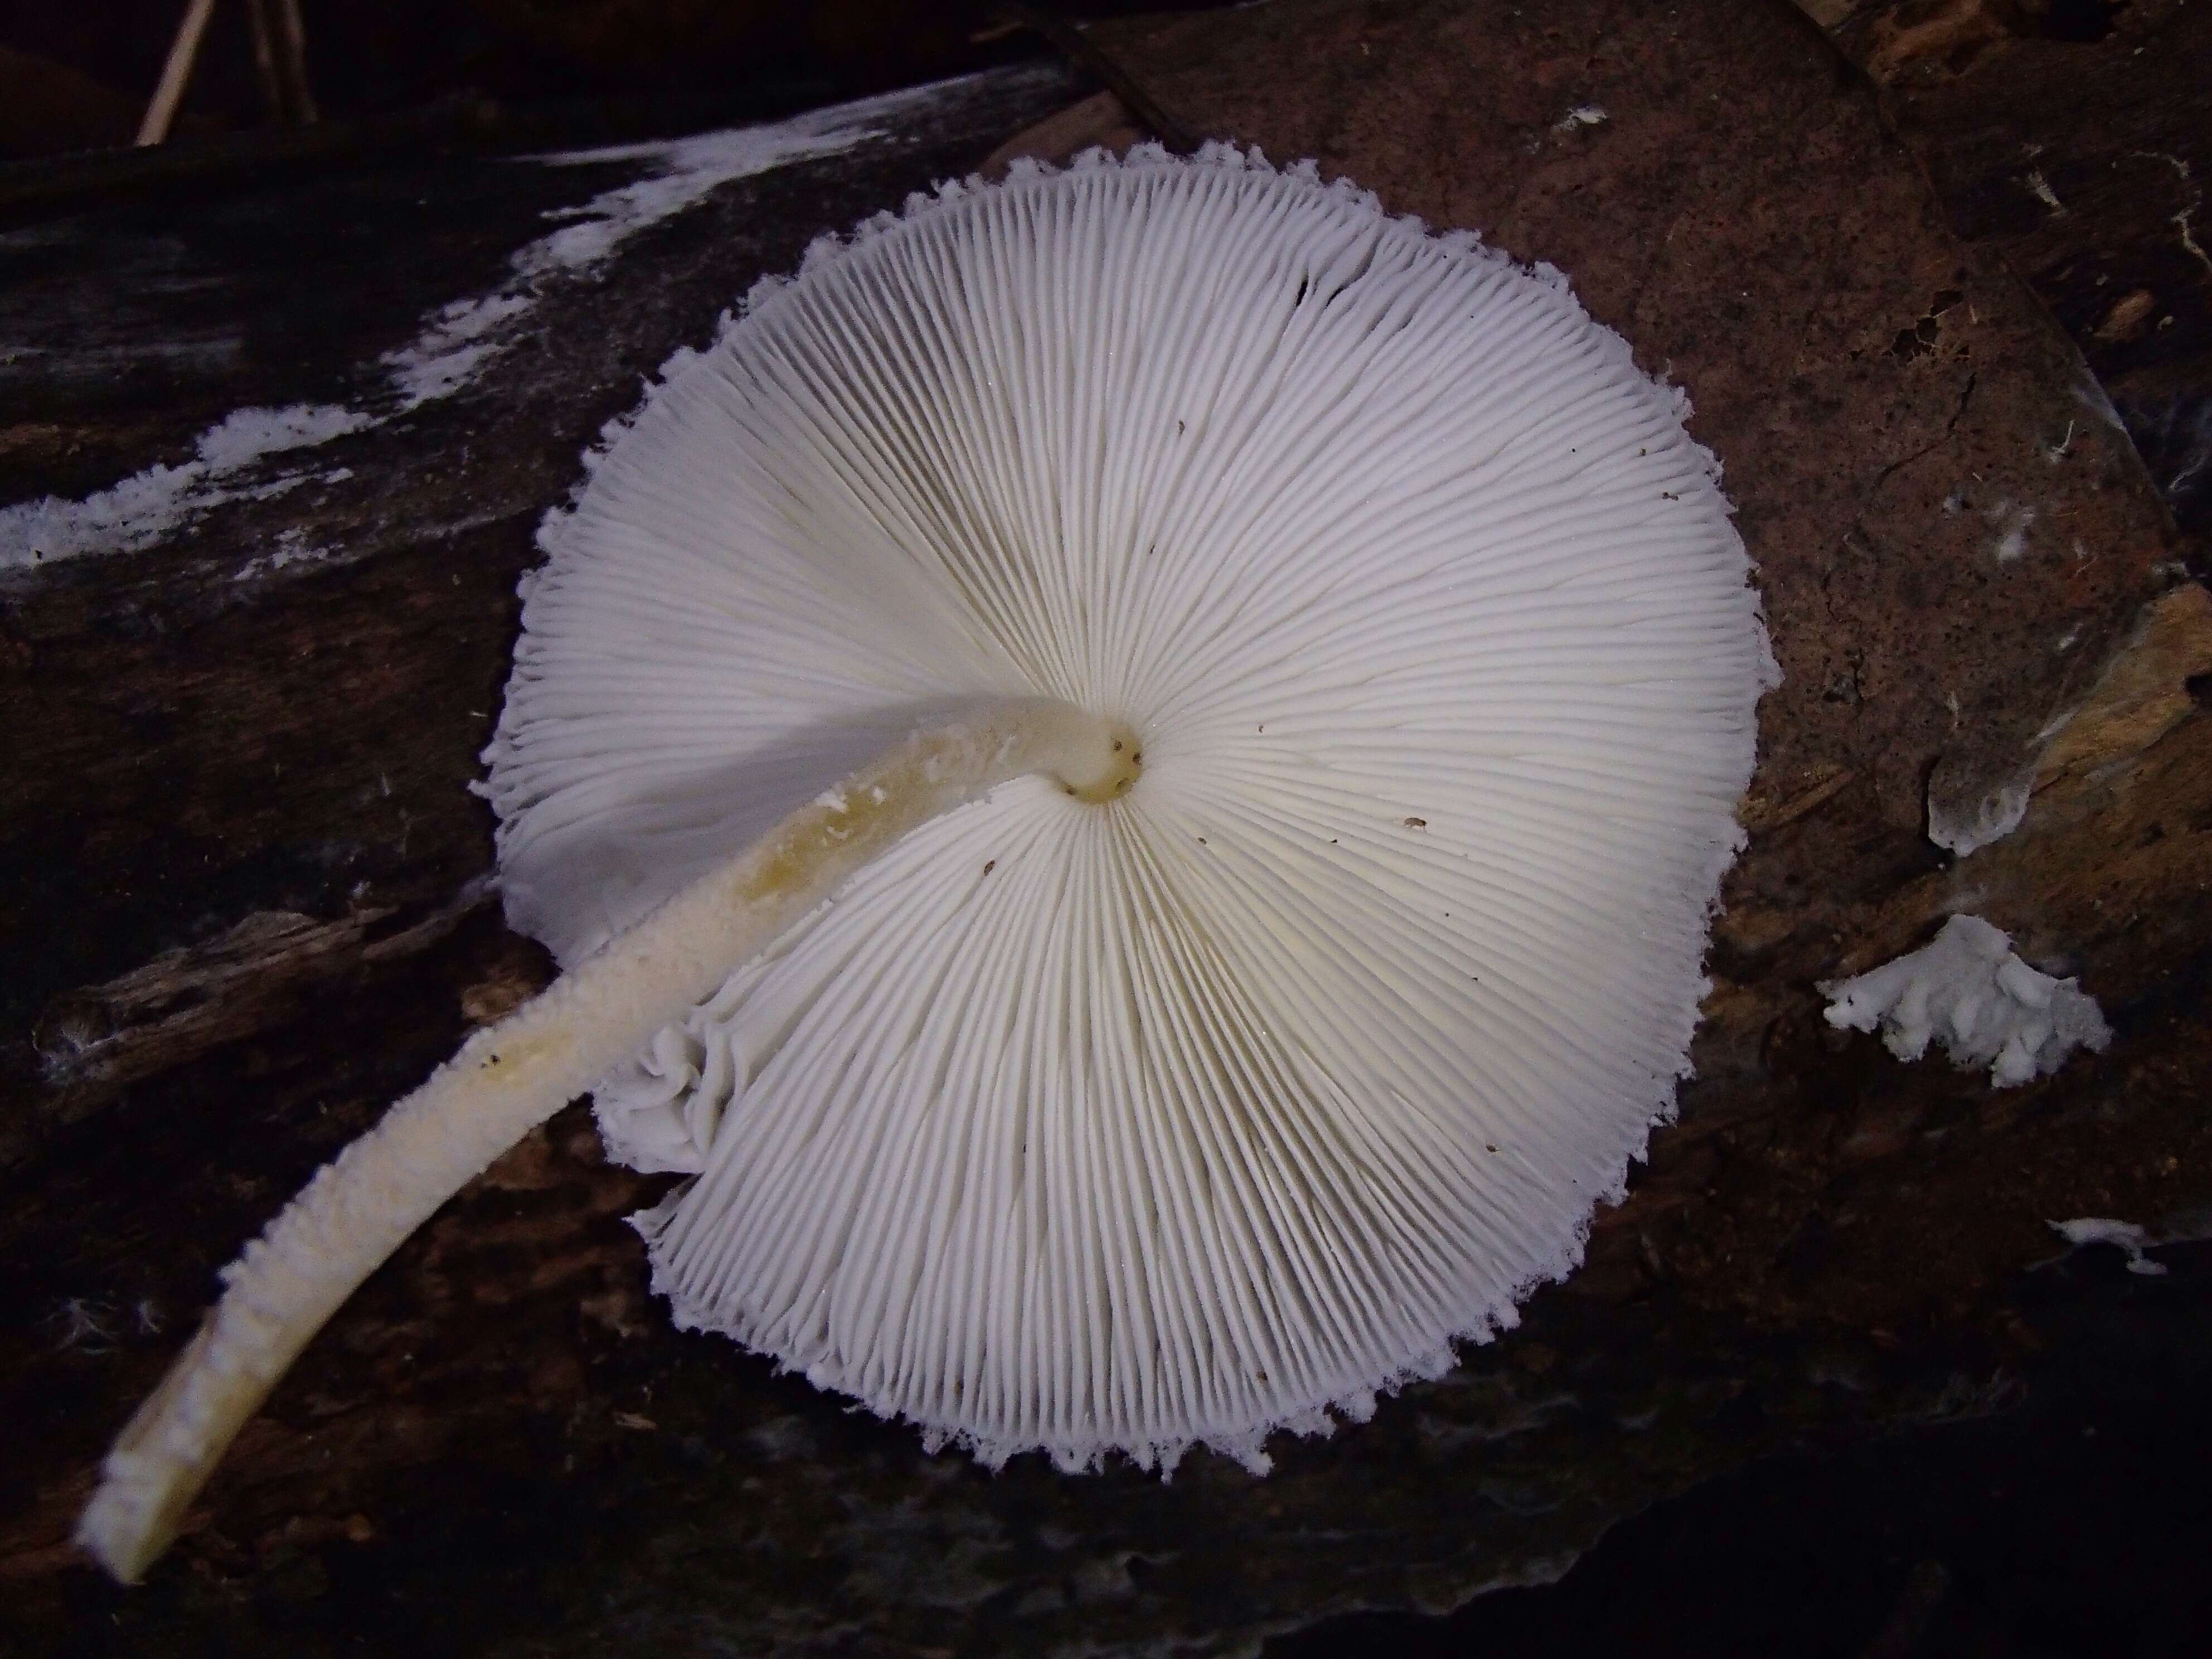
[80,143,1773,1581]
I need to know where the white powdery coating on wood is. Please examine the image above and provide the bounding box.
[0,403,368,569]
[483,144,1774,1473]
[1822,914,2112,1088]
[382,79,955,408]
[1,71,1013,573]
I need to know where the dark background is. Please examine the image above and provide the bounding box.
[0,1,1186,160]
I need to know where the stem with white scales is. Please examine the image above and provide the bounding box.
[79,697,1141,1583]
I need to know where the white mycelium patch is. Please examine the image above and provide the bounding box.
[2048,1217,2167,1277]
[0,75,967,573]
[486,145,1774,1474]
[0,404,369,567]
[1927,768,2034,857]
[1822,913,2111,1088]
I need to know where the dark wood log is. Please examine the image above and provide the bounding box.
[1817,0,2212,547]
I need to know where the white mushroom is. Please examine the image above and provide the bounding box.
[81,143,1773,1581]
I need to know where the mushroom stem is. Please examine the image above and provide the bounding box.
[79,696,1139,1583]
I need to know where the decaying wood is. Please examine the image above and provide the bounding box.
[17,884,496,1167]
[1811,0,2212,542]
[998,3,1199,154]
[978,89,1146,178]
[2034,584,2212,787]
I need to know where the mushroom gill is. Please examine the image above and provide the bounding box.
[82,143,1774,1581]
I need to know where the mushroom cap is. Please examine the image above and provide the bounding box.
[482,144,1773,1472]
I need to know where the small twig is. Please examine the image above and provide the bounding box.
[242,0,286,124]
[138,0,221,147]
[268,0,319,125]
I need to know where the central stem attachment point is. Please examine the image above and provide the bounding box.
[1054,716,1144,803]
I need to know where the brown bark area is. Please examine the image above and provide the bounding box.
[1822,0,2212,544]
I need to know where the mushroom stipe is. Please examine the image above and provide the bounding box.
[79,701,1137,1581]
[83,141,1774,1582]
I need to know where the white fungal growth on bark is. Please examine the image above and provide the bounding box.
[1821,914,2112,1088]
[1927,767,2034,857]
[86,142,1773,1579]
